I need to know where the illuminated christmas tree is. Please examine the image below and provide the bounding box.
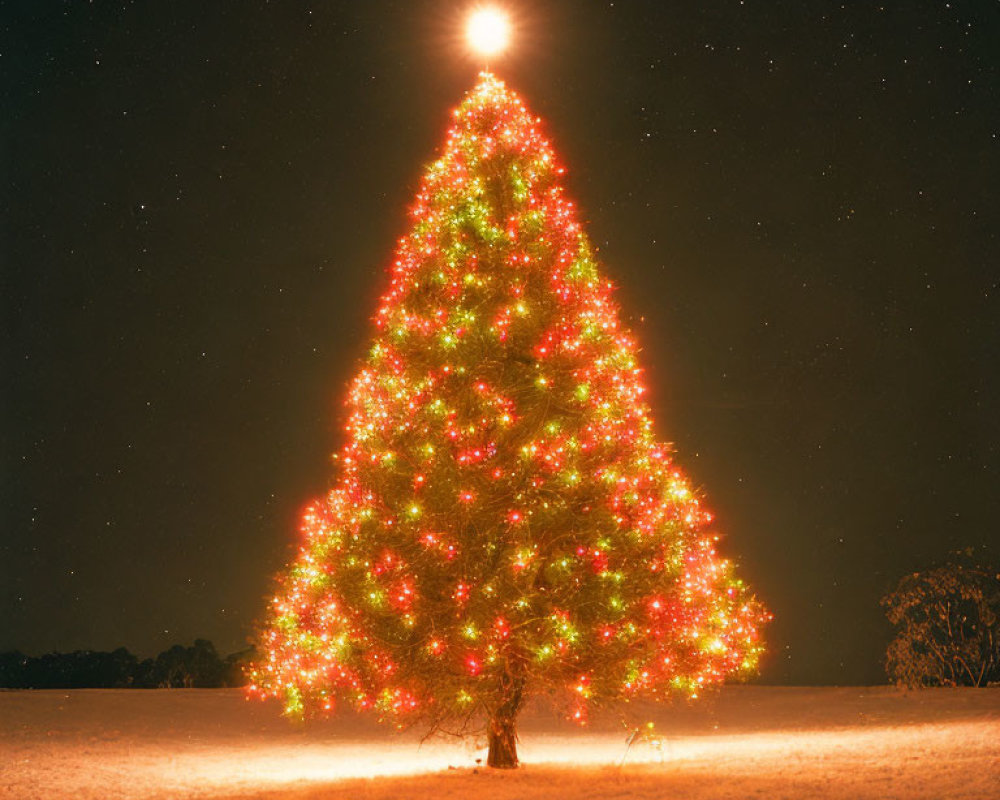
[250,71,768,769]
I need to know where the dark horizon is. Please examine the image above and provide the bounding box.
[3,1,998,686]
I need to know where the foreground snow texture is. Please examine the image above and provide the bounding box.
[2,687,997,800]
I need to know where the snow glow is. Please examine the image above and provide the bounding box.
[3,687,998,799]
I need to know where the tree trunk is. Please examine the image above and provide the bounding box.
[486,669,525,769]
[487,712,519,768]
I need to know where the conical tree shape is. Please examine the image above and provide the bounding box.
[251,73,768,768]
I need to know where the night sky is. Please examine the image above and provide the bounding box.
[3,1,997,686]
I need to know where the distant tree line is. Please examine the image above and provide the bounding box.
[0,639,255,689]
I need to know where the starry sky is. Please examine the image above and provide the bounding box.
[3,0,997,685]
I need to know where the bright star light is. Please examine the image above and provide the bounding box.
[466,7,510,57]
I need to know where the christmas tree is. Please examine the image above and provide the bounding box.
[250,72,768,769]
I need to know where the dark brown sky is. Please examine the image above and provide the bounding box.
[3,0,998,684]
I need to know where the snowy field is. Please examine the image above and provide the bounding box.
[1,686,997,800]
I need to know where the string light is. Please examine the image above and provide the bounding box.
[250,73,769,731]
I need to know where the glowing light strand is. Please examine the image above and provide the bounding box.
[250,73,769,730]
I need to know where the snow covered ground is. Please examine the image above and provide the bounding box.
[1,686,997,799]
